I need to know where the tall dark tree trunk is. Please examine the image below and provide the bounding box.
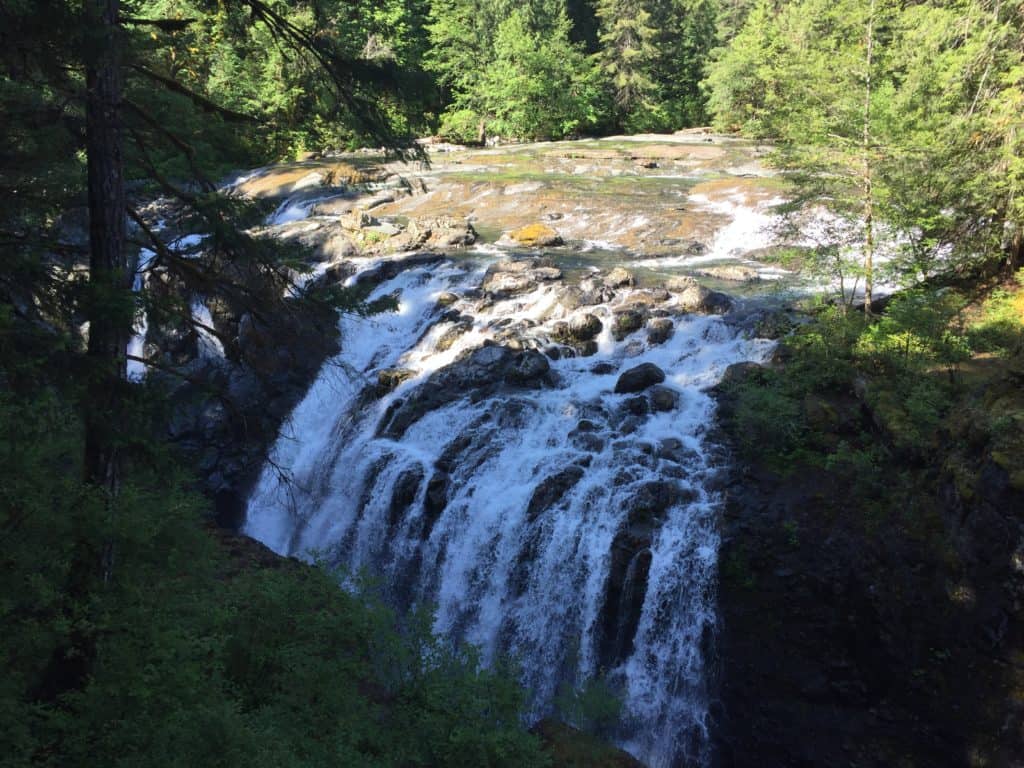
[1008,225,1023,272]
[83,0,128,494]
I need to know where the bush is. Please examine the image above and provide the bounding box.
[0,387,549,768]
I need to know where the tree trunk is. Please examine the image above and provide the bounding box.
[1008,224,1023,272]
[862,0,876,317]
[83,0,127,495]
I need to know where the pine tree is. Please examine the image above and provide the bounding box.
[597,0,661,130]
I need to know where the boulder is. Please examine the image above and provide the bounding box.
[695,265,761,282]
[436,291,460,308]
[482,270,535,296]
[482,258,563,297]
[612,310,645,341]
[646,317,674,345]
[649,385,679,412]
[623,396,650,416]
[507,223,563,247]
[603,267,635,288]
[669,277,733,314]
[568,313,603,342]
[507,350,551,383]
[614,363,666,394]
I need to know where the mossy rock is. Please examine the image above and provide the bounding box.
[508,223,563,247]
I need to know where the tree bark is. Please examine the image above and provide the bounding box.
[83,0,128,494]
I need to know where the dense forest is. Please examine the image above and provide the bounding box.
[2,0,1023,766]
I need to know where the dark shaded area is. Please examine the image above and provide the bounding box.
[710,362,1024,768]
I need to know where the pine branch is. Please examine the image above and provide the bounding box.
[119,16,197,31]
[130,65,258,124]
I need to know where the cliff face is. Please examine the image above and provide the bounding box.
[710,362,1024,768]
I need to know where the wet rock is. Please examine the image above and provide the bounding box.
[325,260,356,283]
[389,466,424,528]
[436,321,472,352]
[507,223,563,247]
[668,277,733,314]
[527,465,586,521]
[622,289,671,309]
[351,252,446,288]
[439,309,462,323]
[657,437,694,464]
[418,215,477,248]
[603,267,635,288]
[695,265,761,282]
[507,350,551,383]
[598,546,653,669]
[646,317,674,345]
[532,266,563,282]
[649,385,679,412]
[612,310,645,341]
[318,233,358,262]
[591,361,617,375]
[628,480,693,525]
[342,209,378,230]
[482,270,536,296]
[482,258,563,297]
[377,367,415,394]
[567,313,603,342]
[424,472,450,531]
[436,291,460,307]
[558,287,584,311]
[623,396,650,416]
[718,361,766,389]
[666,275,700,293]
[615,362,666,394]
[754,309,796,340]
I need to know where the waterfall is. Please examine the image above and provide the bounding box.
[244,242,774,766]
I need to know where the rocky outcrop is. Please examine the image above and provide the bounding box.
[667,276,733,314]
[694,265,761,282]
[378,343,555,439]
[482,258,563,297]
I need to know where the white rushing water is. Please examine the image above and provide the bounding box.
[244,190,778,766]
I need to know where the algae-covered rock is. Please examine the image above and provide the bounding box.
[507,223,563,247]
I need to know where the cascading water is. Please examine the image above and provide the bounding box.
[245,246,775,767]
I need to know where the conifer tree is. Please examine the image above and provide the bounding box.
[597,0,661,130]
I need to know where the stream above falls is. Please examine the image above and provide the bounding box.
[240,134,798,767]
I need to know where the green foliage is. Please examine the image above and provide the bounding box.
[428,1,608,141]
[0,382,549,768]
[482,9,608,140]
[705,0,1024,278]
[857,289,970,375]
[554,675,624,736]
[725,292,971,473]
[967,271,1024,354]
